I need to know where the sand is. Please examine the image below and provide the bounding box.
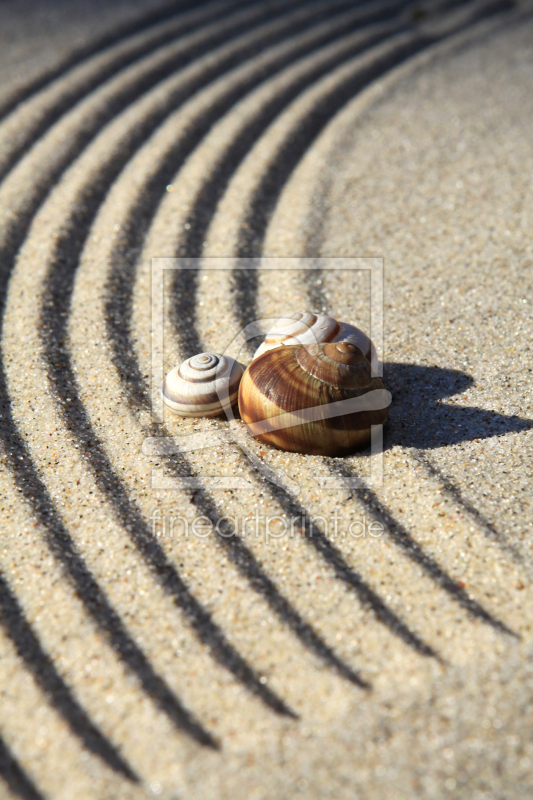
[0,0,532,798]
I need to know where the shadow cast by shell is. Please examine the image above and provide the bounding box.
[382,362,532,450]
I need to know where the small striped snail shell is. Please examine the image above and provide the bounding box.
[162,352,244,417]
[253,311,377,367]
[238,341,390,457]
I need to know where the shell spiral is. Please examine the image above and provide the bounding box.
[162,352,244,418]
[238,342,390,456]
[253,311,377,367]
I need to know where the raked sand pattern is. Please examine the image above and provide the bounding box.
[0,0,533,798]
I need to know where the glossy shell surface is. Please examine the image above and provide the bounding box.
[253,311,377,366]
[162,352,243,417]
[239,342,390,456]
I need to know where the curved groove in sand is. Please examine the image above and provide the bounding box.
[0,0,230,122]
[0,0,310,261]
[203,3,519,632]
[0,571,139,781]
[30,4,390,720]
[0,733,45,800]
[0,0,253,184]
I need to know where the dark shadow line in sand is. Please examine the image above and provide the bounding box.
[0,0,319,310]
[165,351,436,654]
[0,0,308,189]
[230,0,514,329]
[302,8,533,260]
[0,735,45,800]
[4,0,400,743]
[0,6,510,754]
[260,487,440,657]
[216,0,522,638]
[99,1,420,686]
[0,14,271,728]
[299,275,523,626]
[0,19,318,739]
[412,451,528,565]
[171,3,424,357]
[0,0,258,187]
[0,366,217,748]
[116,0,424,679]
[0,0,241,123]
[0,573,140,780]
[157,460,370,688]
[162,2,516,658]
[335,465,517,636]
[160,9,494,659]
[41,275,294,717]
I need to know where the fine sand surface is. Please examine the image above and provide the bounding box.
[0,0,532,798]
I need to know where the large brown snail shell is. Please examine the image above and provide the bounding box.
[238,342,390,456]
[253,311,377,366]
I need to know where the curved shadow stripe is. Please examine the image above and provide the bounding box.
[164,10,482,654]
[40,246,295,714]
[0,0,309,232]
[0,0,230,123]
[251,480,439,657]
[0,0,253,186]
[0,735,44,800]
[0,573,139,780]
[157,456,370,687]
[413,452,526,565]
[0,0,305,313]
[0,0,358,724]
[309,266,529,561]
[174,0,416,261]
[0,384,217,747]
[100,3,423,682]
[335,467,517,635]
[39,245,295,715]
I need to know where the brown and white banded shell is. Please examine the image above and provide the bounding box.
[238,342,390,456]
[253,311,377,366]
[162,352,244,418]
